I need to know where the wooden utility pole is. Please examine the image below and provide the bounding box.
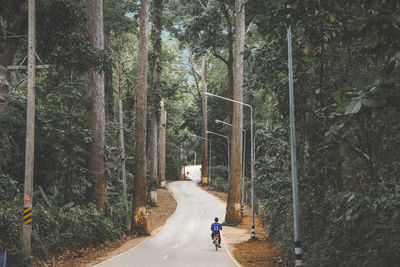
[132,0,150,232]
[22,0,36,257]
[201,54,209,185]
[158,98,166,186]
[226,0,245,224]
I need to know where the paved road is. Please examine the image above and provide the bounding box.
[96,165,237,267]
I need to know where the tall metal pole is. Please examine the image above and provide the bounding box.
[23,0,36,257]
[207,131,230,183]
[287,5,302,267]
[205,92,255,239]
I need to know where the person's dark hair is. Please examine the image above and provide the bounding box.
[214,217,218,222]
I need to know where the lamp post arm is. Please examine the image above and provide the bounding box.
[205,92,252,110]
[207,130,229,140]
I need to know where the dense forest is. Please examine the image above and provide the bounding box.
[1,0,399,266]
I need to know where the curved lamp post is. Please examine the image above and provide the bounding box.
[204,92,256,239]
[215,119,246,214]
[207,130,230,184]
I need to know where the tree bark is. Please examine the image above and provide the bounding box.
[149,0,163,205]
[104,33,114,121]
[226,0,244,224]
[220,2,234,123]
[132,0,150,232]
[201,54,209,185]
[86,0,107,211]
[117,69,128,214]
[158,98,166,186]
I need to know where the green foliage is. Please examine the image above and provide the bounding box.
[246,0,400,265]
[0,204,28,267]
[211,165,229,192]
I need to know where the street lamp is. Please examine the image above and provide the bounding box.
[215,119,246,214]
[190,133,211,185]
[287,5,302,266]
[207,130,230,184]
[204,92,256,239]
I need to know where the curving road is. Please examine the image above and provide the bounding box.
[95,165,238,267]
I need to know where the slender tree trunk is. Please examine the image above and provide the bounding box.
[22,0,36,257]
[158,98,166,186]
[188,47,201,103]
[104,33,114,121]
[149,0,163,205]
[226,0,245,223]
[201,54,209,185]
[149,108,158,204]
[86,0,107,211]
[132,0,150,232]
[118,71,128,213]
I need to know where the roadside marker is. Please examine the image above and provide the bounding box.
[23,207,32,225]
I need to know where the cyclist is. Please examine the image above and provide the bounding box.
[211,217,222,248]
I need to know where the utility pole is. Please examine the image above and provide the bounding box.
[22,0,36,257]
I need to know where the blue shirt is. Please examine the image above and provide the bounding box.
[211,222,222,235]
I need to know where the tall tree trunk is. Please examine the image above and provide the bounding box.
[158,98,166,186]
[104,33,114,121]
[86,0,107,211]
[201,54,209,185]
[117,62,128,214]
[227,45,234,123]
[221,2,234,123]
[0,5,26,111]
[226,0,245,223]
[132,0,150,232]
[149,0,163,205]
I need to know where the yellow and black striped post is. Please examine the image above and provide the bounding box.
[23,207,32,225]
